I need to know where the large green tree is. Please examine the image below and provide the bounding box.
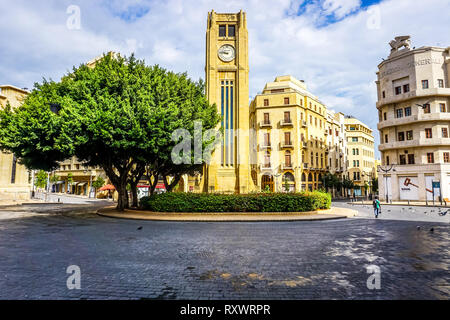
[0,53,220,210]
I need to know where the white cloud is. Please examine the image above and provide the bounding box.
[1,0,450,157]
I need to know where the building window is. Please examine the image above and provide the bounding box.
[423,104,431,114]
[405,107,412,116]
[440,103,446,112]
[284,132,291,145]
[406,130,413,140]
[399,155,406,165]
[228,25,235,37]
[427,153,434,164]
[444,152,450,163]
[284,97,290,105]
[396,109,403,118]
[384,134,388,143]
[264,99,269,106]
[219,25,226,37]
[398,132,405,141]
[264,151,271,168]
[382,91,386,99]
[442,127,448,138]
[422,80,429,89]
[408,154,415,164]
[352,137,358,142]
[285,151,291,167]
[438,79,444,88]
[395,86,402,95]
[386,156,390,165]
[263,113,270,124]
[403,84,410,93]
[284,111,291,123]
[383,112,387,121]
[425,128,432,139]
[11,155,17,184]
[264,133,270,146]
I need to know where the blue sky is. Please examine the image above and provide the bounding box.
[1,0,450,158]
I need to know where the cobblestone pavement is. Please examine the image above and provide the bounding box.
[0,207,448,300]
[334,201,450,223]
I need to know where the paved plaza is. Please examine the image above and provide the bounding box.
[0,203,448,300]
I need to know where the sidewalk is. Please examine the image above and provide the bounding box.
[97,207,357,222]
[348,200,450,208]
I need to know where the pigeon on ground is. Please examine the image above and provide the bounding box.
[430,228,434,232]
[416,226,421,230]
[137,226,143,231]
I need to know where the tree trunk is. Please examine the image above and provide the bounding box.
[149,173,158,195]
[116,182,128,211]
[163,175,181,193]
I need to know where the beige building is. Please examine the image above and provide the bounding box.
[0,85,31,200]
[250,75,328,192]
[376,36,450,202]
[345,116,376,196]
[326,110,347,179]
[52,158,105,197]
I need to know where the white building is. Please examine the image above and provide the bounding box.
[376,36,450,202]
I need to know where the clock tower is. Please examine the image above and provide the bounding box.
[204,10,252,193]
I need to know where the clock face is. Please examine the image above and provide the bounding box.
[218,45,236,62]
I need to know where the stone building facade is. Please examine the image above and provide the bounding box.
[0,85,31,200]
[376,36,450,202]
[345,116,376,196]
[250,75,328,192]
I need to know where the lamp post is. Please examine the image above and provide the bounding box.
[377,164,396,203]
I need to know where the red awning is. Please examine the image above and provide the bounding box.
[98,184,115,191]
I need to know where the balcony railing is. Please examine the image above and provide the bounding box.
[282,163,294,170]
[259,143,272,150]
[280,141,294,149]
[280,119,293,127]
[259,121,272,128]
[260,164,273,171]
[379,137,450,151]
[378,113,450,130]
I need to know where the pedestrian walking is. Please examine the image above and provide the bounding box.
[373,196,381,218]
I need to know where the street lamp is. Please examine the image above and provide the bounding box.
[377,164,396,203]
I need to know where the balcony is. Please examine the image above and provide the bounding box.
[259,143,272,150]
[280,141,294,149]
[280,119,294,127]
[302,121,307,128]
[259,164,273,172]
[376,88,450,109]
[259,121,272,128]
[324,130,329,136]
[301,142,308,148]
[325,147,329,153]
[378,113,450,130]
[378,138,450,151]
[282,163,294,170]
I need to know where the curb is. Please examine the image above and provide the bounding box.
[96,208,350,222]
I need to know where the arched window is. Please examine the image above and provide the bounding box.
[282,172,295,193]
[308,173,313,182]
[316,153,319,167]
[302,173,306,181]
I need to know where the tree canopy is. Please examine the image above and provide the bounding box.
[0,53,220,210]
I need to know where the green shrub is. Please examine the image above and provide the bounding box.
[139,191,331,213]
